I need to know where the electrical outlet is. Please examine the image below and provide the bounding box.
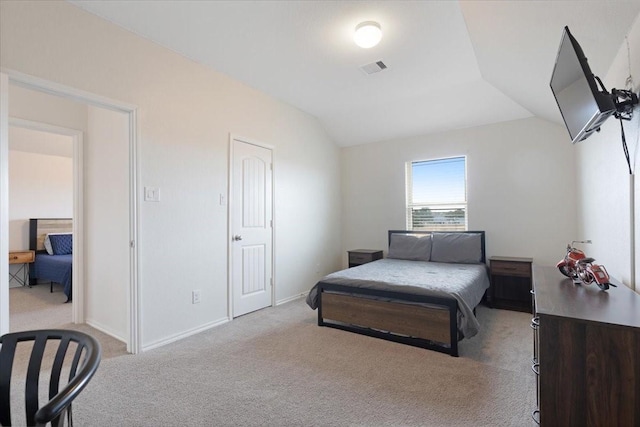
[192,290,201,304]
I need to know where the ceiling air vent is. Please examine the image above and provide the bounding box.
[359,60,388,75]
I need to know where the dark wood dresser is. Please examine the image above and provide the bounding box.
[532,265,640,426]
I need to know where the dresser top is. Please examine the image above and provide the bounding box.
[490,256,533,263]
[533,265,640,329]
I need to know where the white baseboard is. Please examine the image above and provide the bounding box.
[141,317,230,352]
[86,318,126,343]
[138,295,303,353]
[276,292,306,306]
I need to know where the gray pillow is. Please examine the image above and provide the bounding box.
[387,234,432,261]
[431,232,482,264]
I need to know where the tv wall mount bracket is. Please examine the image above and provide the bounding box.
[594,76,639,120]
[611,88,639,121]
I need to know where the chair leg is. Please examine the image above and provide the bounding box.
[50,282,53,293]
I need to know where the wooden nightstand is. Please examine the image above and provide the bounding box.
[9,250,35,287]
[348,249,383,268]
[489,256,533,313]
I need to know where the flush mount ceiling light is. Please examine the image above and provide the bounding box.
[354,21,382,49]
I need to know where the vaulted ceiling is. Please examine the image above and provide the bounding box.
[69,1,640,147]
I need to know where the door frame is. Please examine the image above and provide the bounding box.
[227,134,275,319]
[0,73,9,335]
[9,118,84,323]
[0,69,141,353]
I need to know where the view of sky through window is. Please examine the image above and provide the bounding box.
[412,157,466,205]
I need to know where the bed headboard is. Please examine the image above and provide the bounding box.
[387,230,486,264]
[29,218,73,253]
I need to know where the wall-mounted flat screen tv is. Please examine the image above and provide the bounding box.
[550,26,616,143]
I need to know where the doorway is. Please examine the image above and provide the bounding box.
[0,71,140,353]
[8,121,78,328]
[230,136,274,318]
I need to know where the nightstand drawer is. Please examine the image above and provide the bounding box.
[349,253,373,264]
[348,250,383,267]
[491,261,531,277]
[9,250,35,265]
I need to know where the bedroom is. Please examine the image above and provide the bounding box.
[8,123,73,318]
[0,1,639,423]
[0,0,638,354]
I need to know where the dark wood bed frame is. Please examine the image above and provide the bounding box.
[316,230,486,357]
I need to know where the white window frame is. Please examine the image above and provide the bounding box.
[405,156,467,231]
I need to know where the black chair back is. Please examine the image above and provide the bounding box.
[0,329,101,426]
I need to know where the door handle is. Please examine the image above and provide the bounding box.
[233,235,243,241]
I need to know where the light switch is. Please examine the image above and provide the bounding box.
[144,187,160,202]
[219,194,226,206]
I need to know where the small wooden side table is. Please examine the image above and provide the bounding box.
[9,250,35,286]
[489,256,533,313]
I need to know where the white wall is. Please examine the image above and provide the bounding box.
[9,85,88,132]
[575,15,640,288]
[0,0,342,348]
[84,106,129,340]
[8,149,73,250]
[341,117,577,268]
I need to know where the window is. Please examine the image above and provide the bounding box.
[406,156,467,231]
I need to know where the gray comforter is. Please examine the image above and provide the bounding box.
[306,258,490,338]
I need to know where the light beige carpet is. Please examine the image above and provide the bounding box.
[67,300,537,426]
[9,284,128,360]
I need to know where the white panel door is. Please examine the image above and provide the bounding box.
[232,138,273,317]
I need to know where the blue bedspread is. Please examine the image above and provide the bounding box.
[33,253,72,300]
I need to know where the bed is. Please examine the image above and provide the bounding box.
[306,230,489,357]
[28,218,73,302]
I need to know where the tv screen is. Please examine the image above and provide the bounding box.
[550,26,616,143]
